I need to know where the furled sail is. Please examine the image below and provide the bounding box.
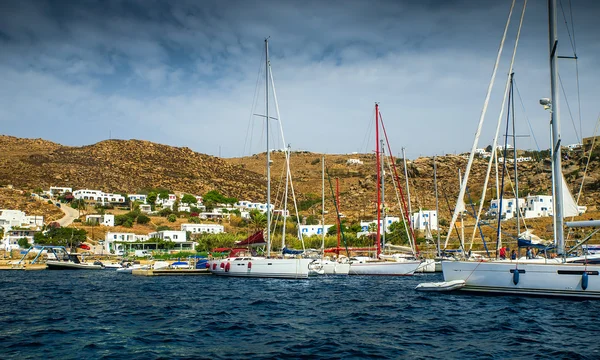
[561,173,580,218]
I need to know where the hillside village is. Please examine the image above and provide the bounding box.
[1,134,599,257]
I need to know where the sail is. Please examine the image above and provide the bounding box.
[561,173,579,218]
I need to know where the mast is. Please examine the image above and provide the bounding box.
[381,139,386,251]
[265,38,271,258]
[511,73,520,237]
[434,156,441,257]
[548,0,564,254]
[321,155,325,260]
[375,103,381,257]
[459,169,465,253]
[336,178,340,256]
[402,147,412,217]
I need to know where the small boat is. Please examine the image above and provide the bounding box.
[116,263,150,273]
[102,263,123,269]
[46,254,103,270]
[415,280,466,292]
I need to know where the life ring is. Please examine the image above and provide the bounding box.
[225,262,231,272]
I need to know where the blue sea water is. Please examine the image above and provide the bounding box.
[1,271,599,359]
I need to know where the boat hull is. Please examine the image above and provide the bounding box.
[46,261,103,270]
[443,260,600,298]
[209,258,313,279]
[414,259,438,273]
[349,260,420,276]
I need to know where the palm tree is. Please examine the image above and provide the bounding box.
[250,212,267,232]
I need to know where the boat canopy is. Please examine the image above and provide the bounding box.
[282,247,304,255]
[235,230,266,247]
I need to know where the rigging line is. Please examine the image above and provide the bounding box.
[326,169,349,258]
[360,108,375,155]
[468,0,526,248]
[496,81,513,257]
[557,72,582,143]
[243,51,265,156]
[575,112,600,209]
[465,186,490,258]
[444,0,516,250]
[558,0,576,54]
[513,79,541,151]
[385,152,415,255]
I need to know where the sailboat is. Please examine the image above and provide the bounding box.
[349,104,421,276]
[308,156,350,275]
[430,0,600,298]
[208,39,314,279]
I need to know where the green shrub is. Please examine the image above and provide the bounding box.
[167,214,177,223]
[137,214,151,224]
[47,200,53,204]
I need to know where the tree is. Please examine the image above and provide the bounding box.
[34,227,87,247]
[305,215,319,225]
[137,214,151,224]
[485,144,493,152]
[147,192,157,206]
[250,212,267,231]
[158,191,170,201]
[167,214,177,223]
[17,238,30,249]
[203,190,237,206]
[181,194,197,205]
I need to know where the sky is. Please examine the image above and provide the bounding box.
[0,0,599,159]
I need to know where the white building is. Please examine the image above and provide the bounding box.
[49,186,72,195]
[411,210,438,231]
[566,143,582,151]
[128,194,147,204]
[139,204,152,213]
[523,195,553,218]
[299,224,334,237]
[103,232,150,254]
[155,194,177,207]
[148,230,187,243]
[181,223,224,234]
[360,216,401,233]
[488,198,527,220]
[73,189,125,204]
[85,214,115,227]
[347,159,363,165]
[234,201,274,214]
[2,229,39,251]
[0,210,44,230]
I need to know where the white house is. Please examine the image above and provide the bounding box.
[139,204,152,213]
[360,216,401,233]
[181,223,224,234]
[128,194,147,204]
[73,189,125,204]
[155,194,177,207]
[2,229,39,251]
[148,230,187,243]
[103,232,149,254]
[523,195,553,218]
[234,201,274,214]
[347,159,363,165]
[566,143,582,151]
[178,205,191,212]
[49,186,72,195]
[411,210,438,231]
[299,224,334,237]
[85,214,115,227]
[488,198,527,220]
[0,210,44,230]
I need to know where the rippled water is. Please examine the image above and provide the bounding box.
[1,271,599,359]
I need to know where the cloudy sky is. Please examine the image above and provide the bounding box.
[0,0,598,159]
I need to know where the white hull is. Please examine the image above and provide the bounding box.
[349,260,420,276]
[414,259,438,273]
[46,261,103,270]
[209,257,313,279]
[443,260,600,298]
[321,261,350,275]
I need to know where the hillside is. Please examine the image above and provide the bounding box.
[0,135,598,246]
[0,135,265,200]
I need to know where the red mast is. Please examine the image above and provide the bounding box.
[375,103,381,257]
[336,177,341,256]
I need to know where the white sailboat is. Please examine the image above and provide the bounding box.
[349,103,421,276]
[434,0,600,298]
[208,39,313,279]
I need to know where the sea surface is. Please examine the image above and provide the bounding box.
[1,271,599,359]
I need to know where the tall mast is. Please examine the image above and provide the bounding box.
[321,155,325,260]
[265,38,271,257]
[511,74,520,238]
[434,156,441,257]
[381,139,386,251]
[459,169,465,253]
[375,103,381,257]
[548,0,564,254]
[336,178,340,256]
[402,147,412,217]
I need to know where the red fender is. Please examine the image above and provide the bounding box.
[248,261,252,269]
[212,263,217,270]
[220,262,225,269]
[225,262,231,272]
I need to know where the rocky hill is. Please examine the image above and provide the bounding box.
[0,135,598,237]
[0,135,265,200]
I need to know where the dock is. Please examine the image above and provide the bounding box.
[132,268,211,276]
